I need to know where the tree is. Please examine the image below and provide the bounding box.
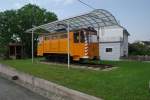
[16,4,58,57]
[0,10,18,58]
[0,4,58,58]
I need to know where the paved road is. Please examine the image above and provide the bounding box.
[0,76,49,100]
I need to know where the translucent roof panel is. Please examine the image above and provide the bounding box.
[26,9,122,33]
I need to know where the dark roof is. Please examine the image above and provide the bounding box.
[123,29,130,36]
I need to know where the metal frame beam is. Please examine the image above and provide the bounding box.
[26,9,121,33]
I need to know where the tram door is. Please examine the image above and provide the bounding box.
[87,31,99,59]
[72,31,85,60]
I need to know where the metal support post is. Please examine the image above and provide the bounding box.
[97,27,100,58]
[32,30,34,63]
[67,23,70,69]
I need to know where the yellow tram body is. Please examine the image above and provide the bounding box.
[37,28,99,61]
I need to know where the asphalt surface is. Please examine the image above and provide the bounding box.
[0,76,49,100]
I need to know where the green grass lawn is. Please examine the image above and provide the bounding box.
[0,59,150,100]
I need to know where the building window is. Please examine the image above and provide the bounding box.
[106,48,113,52]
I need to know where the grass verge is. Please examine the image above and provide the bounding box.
[0,59,150,100]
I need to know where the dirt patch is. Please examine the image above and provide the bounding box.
[40,61,114,71]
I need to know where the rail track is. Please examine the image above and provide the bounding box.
[40,59,113,69]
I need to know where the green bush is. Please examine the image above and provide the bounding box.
[129,42,150,56]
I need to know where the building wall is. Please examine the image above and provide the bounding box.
[100,42,121,60]
[120,31,129,57]
[123,31,129,56]
[98,27,129,61]
[99,27,123,38]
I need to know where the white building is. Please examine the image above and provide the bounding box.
[99,27,129,61]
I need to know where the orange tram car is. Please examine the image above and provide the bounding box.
[37,27,99,62]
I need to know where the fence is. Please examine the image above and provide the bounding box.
[123,56,150,61]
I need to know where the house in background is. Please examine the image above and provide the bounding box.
[99,27,130,61]
[9,43,24,59]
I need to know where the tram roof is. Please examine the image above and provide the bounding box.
[26,9,122,33]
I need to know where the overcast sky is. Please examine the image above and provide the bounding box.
[0,0,150,42]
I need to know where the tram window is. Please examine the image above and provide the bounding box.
[74,32,79,43]
[38,37,43,43]
[52,35,57,39]
[80,31,85,43]
[49,35,52,39]
[44,36,49,40]
[60,34,67,39]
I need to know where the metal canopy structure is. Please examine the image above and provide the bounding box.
[26,9,121,33]
[26,9,122,69]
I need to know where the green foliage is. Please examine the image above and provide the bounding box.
[0,10,17,57]
[0,4,58,58]
[0,59,150,100]
[129,42,150,56]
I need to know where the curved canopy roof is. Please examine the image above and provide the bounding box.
[26,9,122,33]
